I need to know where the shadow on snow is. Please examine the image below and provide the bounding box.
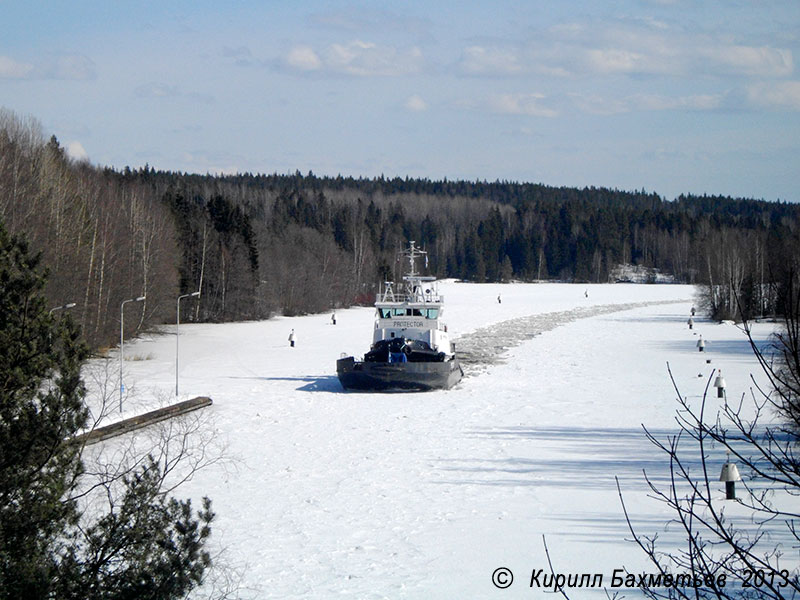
[227,375,344,393]
[432,425,725,491]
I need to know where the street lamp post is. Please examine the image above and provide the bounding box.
[47,303,77,345]
[119,295,145,412]
[176,291,201,396]
[49,302,77,315]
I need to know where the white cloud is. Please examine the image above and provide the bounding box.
[0,55,34,79]
[454,21,794,81]
[47,54,96,80]
[456,44,571,78]
[586,48,646,74]
[326,40,423,76]
[489,93,558,118]
[65,141,89,162]
[747,81,800,110]
[569,93,632,116]
[571,92,724,115]
[635,93,723,111]
[0,53,95,80]
[571,26,690,77]
[459,46,523,75]
[286,45,322,71]
[699,45,793,78]
[284,40,423,76]
[636,16,670,31]
[404,94,427,111]
[133,83,214,104]
[326,40,374,72]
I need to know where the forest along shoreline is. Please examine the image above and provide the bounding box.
[1,108,796,355]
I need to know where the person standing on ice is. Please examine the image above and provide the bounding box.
[497,294,501,304]
[697,335,705,352]
[289,329,296,347]
[331,312,336,325]
[688,317,694,330]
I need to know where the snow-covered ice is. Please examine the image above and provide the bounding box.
[87,282,786,598]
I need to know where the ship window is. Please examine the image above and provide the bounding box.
[425,309,439,319]
[379,308,391,318]
[392,308,406,317]
[411,309,423,316]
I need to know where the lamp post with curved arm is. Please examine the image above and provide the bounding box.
[176,291,200,396]
[119,295,145,412]
[49,302,77,316]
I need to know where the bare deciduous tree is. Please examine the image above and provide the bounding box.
[619,283,800,599]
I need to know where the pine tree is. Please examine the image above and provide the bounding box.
[0,222,88,597]
[0,222,214,599]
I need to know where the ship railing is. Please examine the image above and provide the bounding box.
[376,292,444,304]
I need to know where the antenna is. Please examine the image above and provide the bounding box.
[401,240,428,277]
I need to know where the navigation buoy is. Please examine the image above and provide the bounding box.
[714,371,726,398]
[719,455,742,500]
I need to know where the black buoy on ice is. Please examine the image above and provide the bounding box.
[714,371,726,398]
[719,456,741,500]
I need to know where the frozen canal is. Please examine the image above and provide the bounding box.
[87,282,783,598]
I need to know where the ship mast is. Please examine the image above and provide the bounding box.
[399,240,435,301]
[402,240,428,278]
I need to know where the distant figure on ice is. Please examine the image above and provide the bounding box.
[691,306,696,316]
[697,336,705,352]
[331,312,337,325]
[688,317,694,330]
[497,294,501,304]
[288,329,296,347]
[584,289,588,298]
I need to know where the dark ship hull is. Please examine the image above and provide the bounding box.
[336,356,463,392]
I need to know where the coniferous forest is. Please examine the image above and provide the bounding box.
[2,108,799,349]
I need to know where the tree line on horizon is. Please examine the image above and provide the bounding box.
[1,107,799,350]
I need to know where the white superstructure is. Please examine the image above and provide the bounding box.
[372,242,454,357]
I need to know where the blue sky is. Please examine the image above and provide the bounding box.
[2,1,798,201]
